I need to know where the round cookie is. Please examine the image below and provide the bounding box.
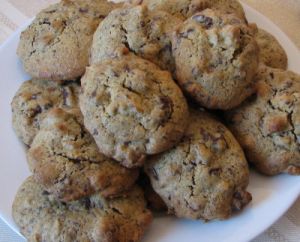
[256,28,288,69]
[129,0,246,20]
[27,108,139,202]
[17,0,122,81]
[226,66,300,175]
[80,55,189,168]
[90,5,182,73]
[11,79,80,145]
[12,176,152,242]
[145,109,251,220]
[172,9,259,110]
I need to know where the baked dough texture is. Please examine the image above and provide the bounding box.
[145,109,251,220]
[227,66,300,175]
[80,55,189,168]
[27,108,139,202]
[17,0,122,81]
[13,176,152,242]
[172,9,259,109]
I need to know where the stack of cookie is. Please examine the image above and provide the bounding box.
[10,0,299,241]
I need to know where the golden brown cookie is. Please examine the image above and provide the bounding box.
[90,5,182,73]
[226,66,300,175]
[256,28,288,69]
[27,108,139,202]
[145,109,251,220]
[11,79,80,145]
[80,55,189,168]
[13,176,152,242]
[17,0,122,81]
[172,9,259,110]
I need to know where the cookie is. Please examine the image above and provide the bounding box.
[17,0,122,81]
[129,0,246,20]
[256,28,288,69]
[27,108,139,202]
[172,9,259,110]
[80,55,189,168]
[90,5,182,73]
[145,109,251,220]
[226,66,300,175]
[11,79,80,145]
[12,176,152,242]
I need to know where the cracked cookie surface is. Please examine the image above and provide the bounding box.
[11,79,80,145]
[172,9,259,110]
[256,28,288,69]
[131,0,246,20]
[13,176,152,242]
[145,109,251,220]
[90,5,182,73]
[17,0,122,81]
[27,108,139,202]
[80,55,189,168]
[226,66,300,175]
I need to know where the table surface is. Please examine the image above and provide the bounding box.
[0,0,299,242]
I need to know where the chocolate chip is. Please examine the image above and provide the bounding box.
[140,21,146,27]
[233,191,242,200]
[98,15,106,19]
[124,64,130,72]
[32,105,42,116]
[200,128,212,142]
[112,207,122,215]
[62,88,69,106]
[158,96,173,125]
[41,18,51,25]
[93,129,99,135]
[42,190,50,196]
[209,168,222,176]
[44,103,53,110]
[83,198,91,209]
[91,89,97,97]
[159,96,172,111]
[284,80,293,89]
[79,7,88,13]
[192,14,213,29]
[112,70,119,77]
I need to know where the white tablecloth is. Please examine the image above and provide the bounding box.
[0,1,299,241]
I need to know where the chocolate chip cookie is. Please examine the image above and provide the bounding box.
[256,28,288,69]
[145,109,251,220]
[129,0,246,20]
[90,5,182,73]
[80,55,189,168]
[12,176,152,242]
[226,66,300,175]
[11,79,80,145]
[27,108,139,202]
[17,0,122,81]
[172,9,259,110]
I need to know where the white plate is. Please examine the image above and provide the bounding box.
[0,3,300,242]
